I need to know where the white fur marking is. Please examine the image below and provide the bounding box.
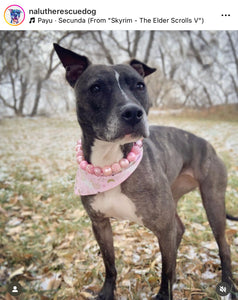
[91,136,139,167]
[92,186,143,225]
[91,139,123,168]
[114,70,130,101]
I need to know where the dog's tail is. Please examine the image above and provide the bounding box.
[226,213,238,221]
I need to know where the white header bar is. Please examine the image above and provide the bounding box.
[0,0,237,30]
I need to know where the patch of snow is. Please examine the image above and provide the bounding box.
[132,253,140,263]
[201,270,217,279]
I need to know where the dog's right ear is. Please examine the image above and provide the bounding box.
[130,59,156,77]
[53,43,91,88]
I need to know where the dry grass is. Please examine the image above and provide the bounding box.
[0,109,238,299]
[149,104,238,123]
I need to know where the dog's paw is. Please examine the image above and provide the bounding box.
[153,293,171,300]
[95,288,114,300]
[96,293,114,300]
[95,280,115,300]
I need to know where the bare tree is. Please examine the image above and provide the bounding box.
[1,30,237,116]
[0,31,85,116]
[90,31,114,64]
[152,31,238,108]
[88,31,156,64]
[0,31,28,116]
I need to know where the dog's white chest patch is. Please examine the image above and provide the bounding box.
[91,186,143,225]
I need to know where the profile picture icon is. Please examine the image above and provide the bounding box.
[4,5,25,26]
[7,281,23,296]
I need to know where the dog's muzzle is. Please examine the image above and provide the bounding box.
[97,104,149,142]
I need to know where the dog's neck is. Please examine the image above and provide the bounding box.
[81,135,134,168]
[91,139,124,168]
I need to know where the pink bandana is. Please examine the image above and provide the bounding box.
[74,149,143,196]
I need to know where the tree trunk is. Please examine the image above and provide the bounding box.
[143,31,155,64]
[30,80,42,117]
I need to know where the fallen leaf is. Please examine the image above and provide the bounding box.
[9,266,25,280]
[0,205,8,217]
[79,291,94,299]
[63,274,77,287]
[226,228,237,244]
[190,291,207,300]
[5,293,17,300]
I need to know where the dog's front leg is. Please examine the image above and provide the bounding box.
[155,224,177,300]
[145,200,177,300]
[92,218,117,300]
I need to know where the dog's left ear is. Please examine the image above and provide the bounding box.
[130,59,156,77]
[53,43,91,88]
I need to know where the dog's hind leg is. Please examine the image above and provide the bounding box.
[175,213,185,249]
[199,156,238,299]
[92,218,117,300]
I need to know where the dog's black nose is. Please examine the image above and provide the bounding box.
[121,104,144,126]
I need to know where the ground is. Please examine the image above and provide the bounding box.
[0,109,238,300]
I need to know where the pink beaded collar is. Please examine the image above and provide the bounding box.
[74,139,143,196]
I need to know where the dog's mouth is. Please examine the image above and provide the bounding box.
[121,133,144,144]
[97,122,149,144]
[119,118,150,142]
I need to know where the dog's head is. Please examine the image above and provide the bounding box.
[9,9,21,24]
[54,43,156,143]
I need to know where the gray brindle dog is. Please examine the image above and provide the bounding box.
[54,43,238,300]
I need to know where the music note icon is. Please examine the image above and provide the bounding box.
[29,17,35,24]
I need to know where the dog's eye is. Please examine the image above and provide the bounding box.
[90,84,101,94]
[136,82,145,91]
